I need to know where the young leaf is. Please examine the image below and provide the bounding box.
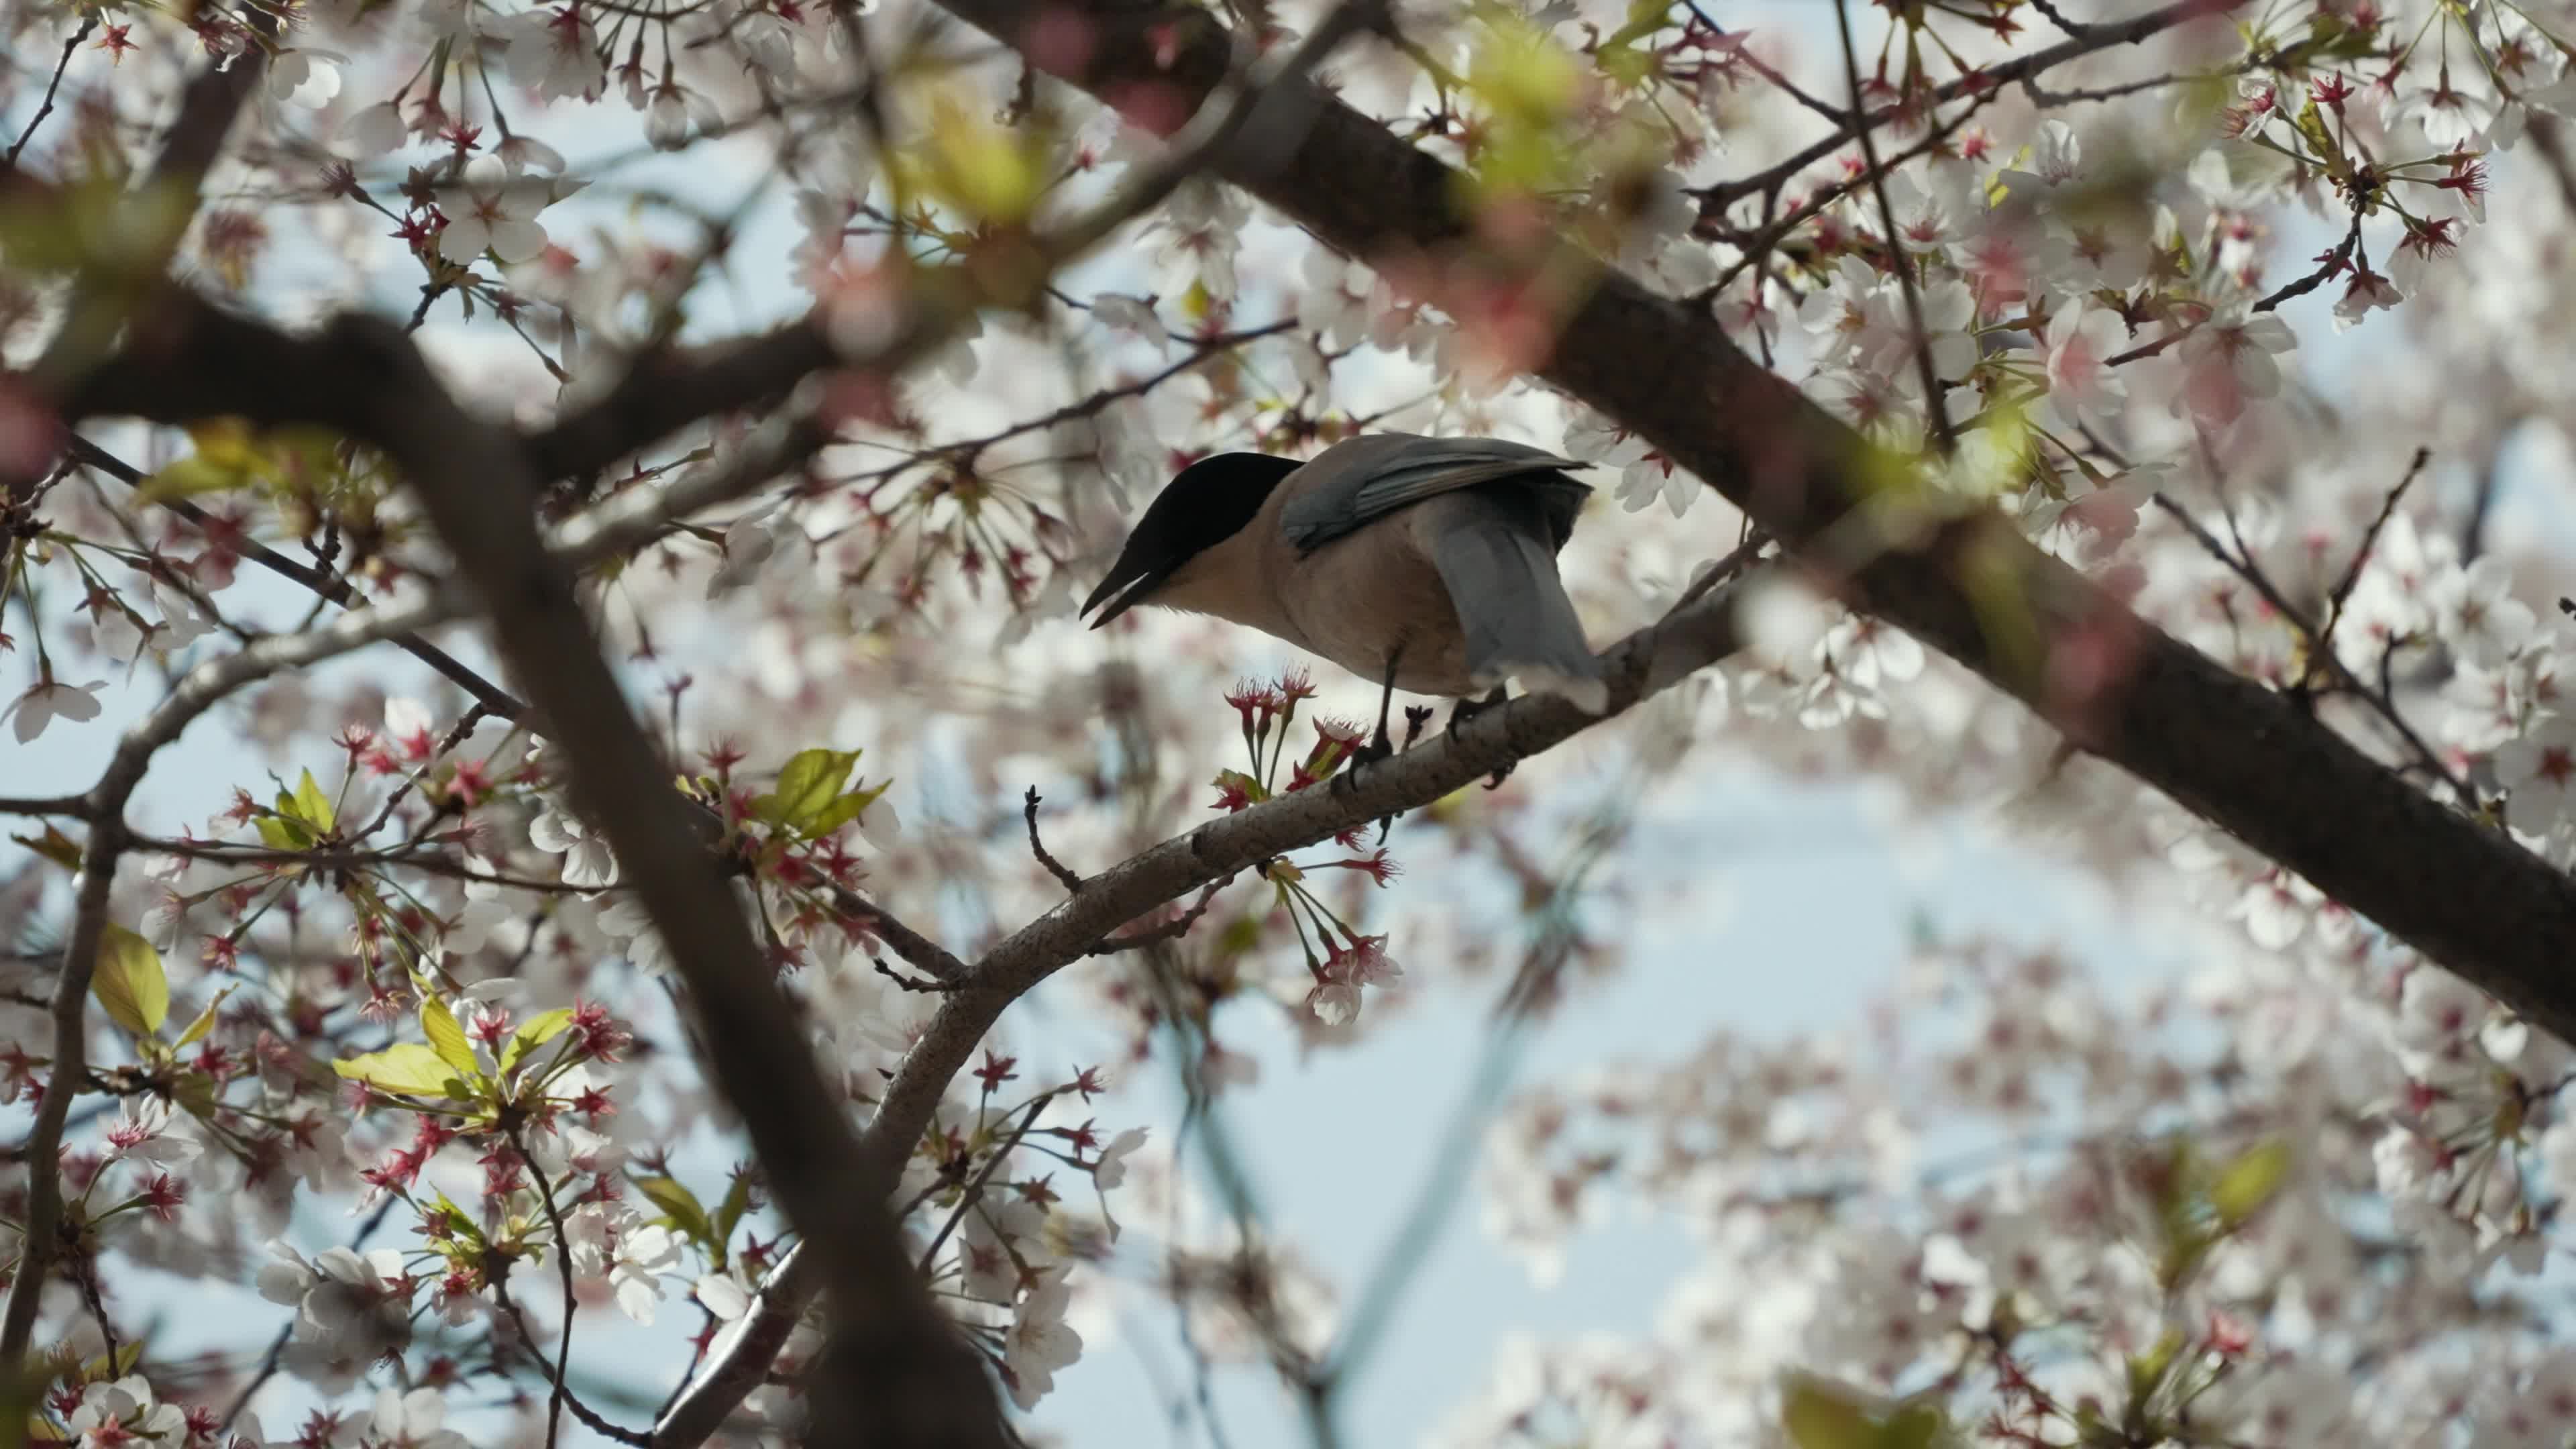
[804,780,888,839]
[92,925,170,1037]
[635,1175,715,1246]
[9,824,83,871]
[755,747,859,833]
[1780,1375,1882,1449]
[332,1043,470,1098]
[289,767,336,833]
[421,995,478,1076]
[174,985,237,1048]
[713,1169,757,1246]
[2210,1140,2292,1228]
[499,1007,577,1075]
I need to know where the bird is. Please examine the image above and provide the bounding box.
[1079,432,1608,776]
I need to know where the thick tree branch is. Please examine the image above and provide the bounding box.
[313,314,1014,1449]
[921,0,2576,1040]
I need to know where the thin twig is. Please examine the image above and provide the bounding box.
[1834,0,1953,452]
[1085,877,1230,957]
[506,1123,597,1449]
[916,1093,1057,1275]
[2319,446,2433,653]
[7,17,97,166]
[2150,492,2473,806]
[1024,786,1085,892]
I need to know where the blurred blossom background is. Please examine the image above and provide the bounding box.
[11,0,2576,1444]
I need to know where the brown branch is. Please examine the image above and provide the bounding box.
[1693,0,2250,213]
[1835,0,1953,451]
[1024,786,1085,892]
[651,561,1764,1446]
[1085,877,1229,957]
[0,795,90,818]
[7,17,95,166]
[933,0,2576,1142]
[66,437,532,720]
[315,313,1013,1449]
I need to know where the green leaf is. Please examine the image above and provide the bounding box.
[2126,1326,2184,1405]
[635,1175,714,1246]
[755,748,859,833]
[9,824,83,871]
[1782,1375,1954,1449]
[2210,1140,2291,1228]
[433,1190,489,1247]
[332,1042,470,1098]
[1780,1375,1882,1449]
[92,925,169,1037]
[282,767,335,833]
[174,985,237,1048]
[713,1169,757,1246]
[421,996,478,1076]
[805,780,888,839]
[499,1007,576,1076]
[255,813,311,851]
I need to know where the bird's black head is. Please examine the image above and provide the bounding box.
[1080,452,1303,628]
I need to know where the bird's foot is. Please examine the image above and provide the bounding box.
[1326,723,1402,839]
[1446,687,1514,790]
[1445,686,1507,737]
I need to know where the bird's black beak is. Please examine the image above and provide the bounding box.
[1079,557,1167,629]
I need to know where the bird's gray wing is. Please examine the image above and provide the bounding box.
[1277,433,1592,555]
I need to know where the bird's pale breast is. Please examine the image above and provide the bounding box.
[1283,504,1476,696]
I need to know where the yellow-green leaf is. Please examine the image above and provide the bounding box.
[10,824,83,871]
[500,1007,576,1075]
[256,814,312,851]
[755,748,859,833]
[714,1169,757,1248]
[92,925,168,1037]
[635,1175,715,1246]
[421,995,477,1076]
[2210,1139,2291,1227]
[288,767,335,833]
[1780,1375,1882,1449]
[914,97,1046,226]
[805,780,888,839]
[331,1042,469,1098]
[174,985,237,1048]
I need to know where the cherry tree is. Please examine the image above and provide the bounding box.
[3,0,2575,1442]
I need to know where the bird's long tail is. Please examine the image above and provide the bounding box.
[1427,494,1609,715]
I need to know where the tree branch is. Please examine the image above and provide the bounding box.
[919,0,2576,1040]
[649,564,1760,1447]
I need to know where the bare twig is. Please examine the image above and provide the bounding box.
[69,436,531,720]
[2150,492,2471,805]
[1024,786,1085,892]
[1085,877,1230,957]
[2320,447,2434,650]
[7,17,96,166]
[0,795,91,818]
[916,1093,1058,1273]
[1693,0,2251,213]
[1834,0,1953,452]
